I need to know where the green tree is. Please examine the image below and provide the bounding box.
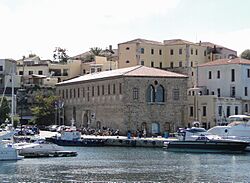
[0,97,10,124]
[240,49,250,60]
[31,95,58,126]
[83,47,104,62]
[53,47,69,63]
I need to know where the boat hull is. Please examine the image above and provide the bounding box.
[164,140,248,153]
[46,137,106,146]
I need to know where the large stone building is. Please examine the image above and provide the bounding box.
[56,66,188,136]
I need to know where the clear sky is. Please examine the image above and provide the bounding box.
[1,0,250,60]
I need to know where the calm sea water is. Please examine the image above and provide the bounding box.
[0,146,250,182]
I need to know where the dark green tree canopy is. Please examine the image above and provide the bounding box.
[0,97,10,124]
[240,49,250,60]
[31,95,58,126]
[53,47,69,63]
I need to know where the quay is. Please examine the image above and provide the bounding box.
[39,131,175,148]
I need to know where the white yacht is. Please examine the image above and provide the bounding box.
[0,131,23,161]
[208,115,250,139]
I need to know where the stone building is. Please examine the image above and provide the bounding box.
[56,66,188,136]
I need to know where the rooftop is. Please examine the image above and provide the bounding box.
[57,66,187,85]
[164,39,195,45]
[199,42,237,52]
[119,38,163,46]
[198,58,250,67]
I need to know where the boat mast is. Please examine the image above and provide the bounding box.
[11,62,15,126]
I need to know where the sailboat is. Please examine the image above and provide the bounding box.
[0,62,23,160]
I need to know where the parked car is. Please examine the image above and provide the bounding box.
[49,125,59,132]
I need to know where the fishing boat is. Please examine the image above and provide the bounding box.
[164,127,248,153]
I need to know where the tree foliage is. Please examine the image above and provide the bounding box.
[31,95,58,126]
[0,97,10,124]
[240,49,250,60]
[53,47,69,63]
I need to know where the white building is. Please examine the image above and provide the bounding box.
[188,58,250,128]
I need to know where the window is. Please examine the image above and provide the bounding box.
[126,60,130,63]
[38,70,43,75]
[62,90,65,99]
[91,68,95,73]
[133,88,139,100]
[159,49,162,55]
[227,106,231,117]
[155,85,165,102]
[190,106,194,117]
[245,104,249,113]
[179,61,182,67]
[218,106,222,116]
[151,62,154,67]
[173,89,179,100]
[170,62,174,68]
[202,106,207,116]
[231,69,235,82]
[235,106,238,115]
[19,71,23,75]
[66,89,68,99]
[204,50,206,56]
[119,83,122,94]
[92,86,94,96]
[146,85,155,102]
[170,49,174,55]
[190,62,193,67]
[73,89,76,98]
[151,49,154,55]
[108,84,110,95]
[141,60,144,65]
[217,88,221,97]
[0,66,2,71]
[126,47,130,50]
[179,48,182,55]
[82,87,85,97]
[247,69,250,78]
[70,89,72,98]
[217,70,220,79]
[113,84,116,94]
[245,87,248,96]
[97,86,100,96]
[208,71,212,79]
[28,71,33,75]
[231,86,235,97]
[102,85,105,95]
[140,48,144,54]
[78,88,80,98]
[191,49,193,55]
[83,69,86,74]
[159,62,162,69]
[195,49,198,55]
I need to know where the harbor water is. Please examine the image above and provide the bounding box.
[0,146,250,182]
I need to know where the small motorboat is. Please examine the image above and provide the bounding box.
[164,127,248,153]
[14,139,77,158]
[0,131,23,161]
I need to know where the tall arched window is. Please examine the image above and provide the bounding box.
[155,85,165,102]
[146,85,155,102]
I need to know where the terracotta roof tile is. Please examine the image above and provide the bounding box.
[199,58,250,67]
[119,38,163,45]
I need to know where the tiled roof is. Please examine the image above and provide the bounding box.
[119,38,163,46]
[57,66,187,85]
[199,42,236,52]
[164,39,195,45]
[198,58,250,67]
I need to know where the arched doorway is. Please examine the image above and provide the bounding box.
[151,122,160,136]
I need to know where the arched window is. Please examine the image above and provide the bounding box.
[155,85,164,102]
[146,85,155,102]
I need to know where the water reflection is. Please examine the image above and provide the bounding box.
[0,147,250,182]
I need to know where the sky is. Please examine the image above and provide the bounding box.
[0,0,250,60]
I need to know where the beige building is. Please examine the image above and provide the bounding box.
[81,56,118,75]
[118,38,237,88]
[56,66,188,136]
